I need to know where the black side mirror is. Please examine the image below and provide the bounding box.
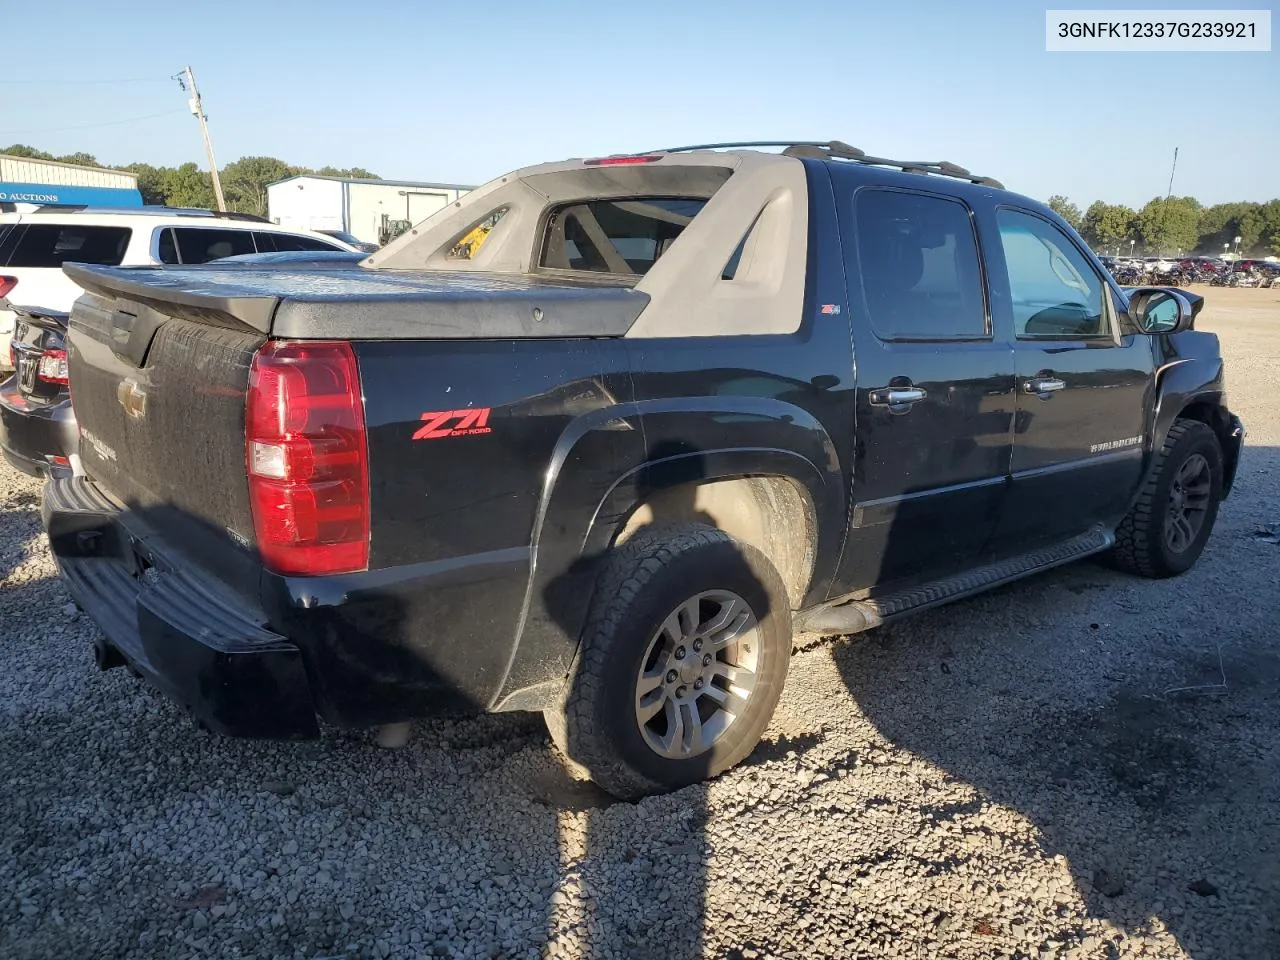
[1127,287,1199,334]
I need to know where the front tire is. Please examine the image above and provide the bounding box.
[1111,419,1223,578]
[545,525,792,799]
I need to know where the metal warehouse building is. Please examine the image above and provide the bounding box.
[0,154,142,210]
[266,175,475,247]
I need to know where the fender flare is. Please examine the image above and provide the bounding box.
[1146,353,1240,494]
[488,396,843,711]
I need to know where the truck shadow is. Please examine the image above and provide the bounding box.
[819,440,1280,958]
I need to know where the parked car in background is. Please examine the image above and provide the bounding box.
[0,303,74,476]
[0,207,359,366]
[0,248,368,477]
[317,229,379,253]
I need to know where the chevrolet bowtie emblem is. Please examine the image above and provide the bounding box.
[117,379,147,418]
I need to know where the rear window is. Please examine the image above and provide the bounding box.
[5,224,132,267]
[539,198,708,276]
[256,232,341,253]
[171,227,257,264]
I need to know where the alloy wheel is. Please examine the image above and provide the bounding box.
[633,590,760,759]
[1164,452,1211,554]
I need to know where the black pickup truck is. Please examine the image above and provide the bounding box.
[42,141,1244,799]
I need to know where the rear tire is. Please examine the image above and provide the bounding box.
[544,525,792,799]
[1111,419,1222,578]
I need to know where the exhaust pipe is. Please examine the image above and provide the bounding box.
[92,640,126,672]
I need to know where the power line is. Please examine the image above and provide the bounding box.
[0,109,186,136]
[0,77,169,85]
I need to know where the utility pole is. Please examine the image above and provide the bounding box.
[1158,146,1178,257]
[175,66,226,211]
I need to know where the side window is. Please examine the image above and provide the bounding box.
[853,190,987,340]
[259,232,340,252]
[173,227,256,264]
[6,224,132,267]
[156,228,179,264]
[997,209,1107,338]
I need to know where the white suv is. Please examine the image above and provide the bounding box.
[0,207,358,362]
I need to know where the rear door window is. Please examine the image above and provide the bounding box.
[256,231,342,252]
[539,198,707,276]
[172,227,257,264]
[5,224,132,267]
[852,190,987,340]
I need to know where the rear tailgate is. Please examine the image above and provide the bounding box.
[66,284,266,598]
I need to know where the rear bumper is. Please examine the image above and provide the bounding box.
[43,476,319,738]
[0,378,77,478]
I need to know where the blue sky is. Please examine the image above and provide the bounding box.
[2,0,1275,208]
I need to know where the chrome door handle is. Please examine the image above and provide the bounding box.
[869,386,927,408]
[1023,377,1066,396]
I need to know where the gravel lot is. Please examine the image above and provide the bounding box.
[2,287,1277,960]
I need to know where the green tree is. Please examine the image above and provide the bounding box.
[1,143,55,160]
[221,156,300,216]
[162,163,216,209]
[1195,202,1260,255]
[1046,195,1082,230]
[1253,199,1280,255]
[55,152,100,168]
[315,166,379,179]
[123,163,169,205]
[1235,205,1269,255]
[1081,201,1137,253]
[1136,196,1200,255]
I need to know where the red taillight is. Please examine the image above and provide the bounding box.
[0,276,16,298]
[37,348,68,385]
[246,340,369,576]
[583,155,662,166]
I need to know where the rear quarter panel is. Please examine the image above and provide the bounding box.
[280,338,642,721]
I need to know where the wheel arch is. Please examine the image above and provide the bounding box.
[1150,347,1240,496]
[1172,397,1241,496]
[610,469,818,611]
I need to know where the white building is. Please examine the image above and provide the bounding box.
[0,154,141,211]
[266,175,474,247]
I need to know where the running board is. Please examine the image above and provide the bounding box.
[796,526,1114,635]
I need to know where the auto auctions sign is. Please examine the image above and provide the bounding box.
[0,182,143,206]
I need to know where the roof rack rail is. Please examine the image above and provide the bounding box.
[650,140,1004,190]
[23,205,274,221]
[210,210,272,222]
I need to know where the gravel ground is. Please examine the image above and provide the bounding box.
[2,287,1278,960]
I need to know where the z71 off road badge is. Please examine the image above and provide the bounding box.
[413,408,493,440]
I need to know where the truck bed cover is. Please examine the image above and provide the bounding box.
[63,263,650,339]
